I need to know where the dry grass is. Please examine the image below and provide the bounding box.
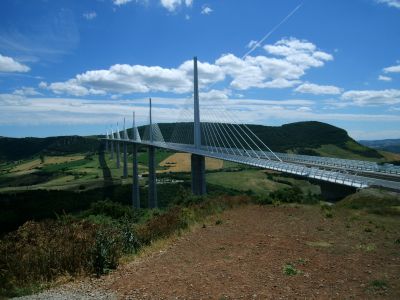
[379,150,400,161]
[10,155,85,173]
[159,153,223,173]
[11,159,41,172]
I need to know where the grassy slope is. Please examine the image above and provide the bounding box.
[154,121,383,160]
[0,150,173,193]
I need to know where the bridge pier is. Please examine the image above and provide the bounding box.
[105,139,109,153]
[190,57,206,196]
[123,142,128,178]
[191,154,206,195]
[110,140,114,160]
[116,142,120,168]
[148,146,157,208]
[132,143,140,208]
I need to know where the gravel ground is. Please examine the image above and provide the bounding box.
[15,279,117,300]
[15,204,400,299]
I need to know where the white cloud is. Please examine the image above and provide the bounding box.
[294,83,343,95]
[13,87,41,96]
[1,94,399,128]
[0,53,30,72]
[43,79,106,96]
[215,38,332,90]
[83,12,97,20]
[160,0,192,11]
[200,89,230,101]
[201,6,213,15]
[113,0,133,5]
[246,40,259,49]
[43,60,224,96]
[264,38,333,69]
[376,0,400,9]
[378,75,392,81]
[383,64,400,73]
[43,37,332,96]
[341,89,400,106]
[297,106,312,112]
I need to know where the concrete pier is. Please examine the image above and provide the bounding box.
[191,56,206,195]
[123,143,128,178]
[116,142,120,168]
[148,145,157,208]
[132,143,140,208]
[191,154,206,195]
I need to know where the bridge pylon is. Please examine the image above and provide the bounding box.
[148,98,158,208]
[191,56,206,195]
[123,118,128,178]
[132,111,140,209]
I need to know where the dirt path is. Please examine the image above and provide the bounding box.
[20,205,400,299]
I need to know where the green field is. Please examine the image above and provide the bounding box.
[206,169,321,197]
[0,150,174,193]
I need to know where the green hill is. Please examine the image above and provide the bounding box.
[142,121,382,160]
[0,136,99,162]
[0,121,382,162]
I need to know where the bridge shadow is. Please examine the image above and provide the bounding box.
[98,144,114,199]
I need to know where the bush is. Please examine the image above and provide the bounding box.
[283,263,299,276]
[136,208,186,245]
[0,219,98,296]
[253,195,272,205]
[86,200,137,220]
[92,228,121,277]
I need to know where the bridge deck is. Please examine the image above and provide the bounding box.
[105,138,400,191]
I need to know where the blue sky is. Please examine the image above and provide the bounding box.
[0,0,399,140]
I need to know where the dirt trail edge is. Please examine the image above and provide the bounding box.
[17,205,400,299]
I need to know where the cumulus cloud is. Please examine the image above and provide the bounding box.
[43,37,332,96]
[200,89,230,101]
[113,0,133,5]
[40,80,106,97]
[215,38,333,90]
[383,64,400,73]
[294,83,343,95]
[341,89,400,106]
[201,5,213,15]
[0,53,30,72]
[378,75,392,81]
[13,87,41,96]
[42,60,224,96]
[376,0,400,9]
[83,12,97,20]
[160,0,192,11]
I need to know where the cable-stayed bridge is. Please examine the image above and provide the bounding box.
[102,57,400,208]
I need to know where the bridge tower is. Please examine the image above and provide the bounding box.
[148,98,158,208]
[123,118,128,178]
[191,57,206,195]
[132,111,140,209]
[105,130,109,153]
[116,123,121,169]
[110,128,115,160]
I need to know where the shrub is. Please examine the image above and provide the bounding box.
[0,219,98,296]
[369,279,388,291]
[136,208,186,245]
[283,263,298,276]
[86,200,137,220]
[253,195,272,205]
[91,228,121,277]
